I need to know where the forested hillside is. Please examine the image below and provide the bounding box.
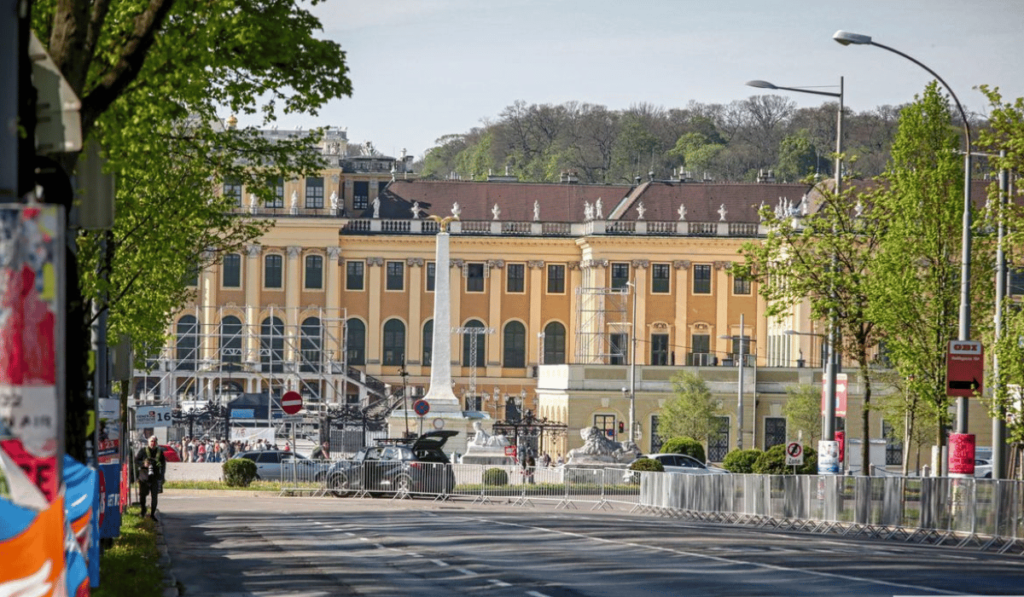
[417,96,981,184]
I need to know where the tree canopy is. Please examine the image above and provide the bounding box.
[417,96,924,184]
[657,371,723,444]
[30,0,352,456]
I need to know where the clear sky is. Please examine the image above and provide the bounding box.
[241,0,1024,160]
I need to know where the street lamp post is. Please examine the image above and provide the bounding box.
[746,77,843,448]
[398,357,409,437]
[626,280,638,444]
[833,30,973,434]
[721,313,749,450]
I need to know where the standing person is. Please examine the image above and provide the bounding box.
[135,436,166,521]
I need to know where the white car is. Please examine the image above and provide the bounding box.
[974,458,993,479]
[624,453,729,481]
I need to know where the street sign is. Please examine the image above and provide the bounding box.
[135,406,172,428]
[504,445,517,457]
[821,373,848,417]
[413,399,430,417]
[947,341,984,397]
[281,391,303,415]
[786,442,804,466]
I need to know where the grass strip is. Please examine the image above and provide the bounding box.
[92,510,165,597]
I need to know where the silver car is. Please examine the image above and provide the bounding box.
[624,453,729,482]
[232,450,329,482]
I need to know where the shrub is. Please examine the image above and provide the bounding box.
[722,449,762,473]
[659,437,706,463]
[223,458,257,487]
[752,444,818,475]
[482,467,509,486]
[629,457,665,472]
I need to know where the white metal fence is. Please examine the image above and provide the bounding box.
[296,462,1024,554]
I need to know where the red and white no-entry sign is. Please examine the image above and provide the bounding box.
[281,391,303,415]
[786,442,804,466]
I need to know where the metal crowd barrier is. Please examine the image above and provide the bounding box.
[636,472,1024,554]
[307,461,1023,554]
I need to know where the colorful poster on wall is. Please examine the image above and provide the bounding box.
[97,398,120,464]
[0,205,64,502]
[948,433,976,476]
[98,463,122,540]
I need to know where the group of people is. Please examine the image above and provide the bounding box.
[171,437,291,462]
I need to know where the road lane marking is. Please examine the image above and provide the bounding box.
[432,559,449,567]
[477,518,964,596]
[456,568,476,576]
[526,592,552,597]
[488,579,511,587]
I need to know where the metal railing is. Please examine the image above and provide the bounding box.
[302,463,1024,554]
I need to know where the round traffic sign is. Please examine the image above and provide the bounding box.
[413,399,430,417]
[281,391,303,415]
[786,442,803,458]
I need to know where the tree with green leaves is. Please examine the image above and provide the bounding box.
[782,384,822,447]
[735,175,885,475]
[30,0,352,457]
[976,86,1024,453]
[866,82,995,451]
[874,371,939,475]
[657,371,723,447]
[774,132,819,183]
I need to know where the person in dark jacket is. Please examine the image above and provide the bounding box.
[136,435,167,521]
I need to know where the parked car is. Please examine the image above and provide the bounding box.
[231,450,329,481]
[624,453,729,482]
[974,458,993,478]
[160,445,181,463]
[323,431,457,497]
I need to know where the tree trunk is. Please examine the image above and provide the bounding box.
[858,352,872,476]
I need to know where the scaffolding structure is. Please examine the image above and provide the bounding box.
[134,306,387,438]
[574,287,630,364]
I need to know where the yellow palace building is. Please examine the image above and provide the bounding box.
[138,131,996,470]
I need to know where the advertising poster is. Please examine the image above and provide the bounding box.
[98,463,122,540]
[97,398,120,464]
[948,433,976,476]
[0,205,67,597]
[818,440,840,474]
[134,405,172,428]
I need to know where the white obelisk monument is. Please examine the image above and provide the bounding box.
[389,216,481,456]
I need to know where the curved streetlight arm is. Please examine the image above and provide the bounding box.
[746,80,841,98]
[835,29,974,435]
[858,40,971,150]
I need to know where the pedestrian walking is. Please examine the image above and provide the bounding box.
[135,436,166,521]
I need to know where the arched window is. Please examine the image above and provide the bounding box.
[260,316,285,373]
[503,321,526,368]
[422,320,433,367]
[461,319,485,367]
[346,319,365,366]
[543,321,566,365]
[219,316,242,367]
[382,319,406,366]
[176,315,198,370]
[300,317,322,372]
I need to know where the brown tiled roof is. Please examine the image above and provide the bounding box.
[379,180,814,223]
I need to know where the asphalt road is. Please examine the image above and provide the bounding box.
[158,492,1024,597]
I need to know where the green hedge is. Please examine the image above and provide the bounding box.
[629,457,665,472]
[722,449,762,473]
[223,458,257,487]
[752,444,818,475]
[660,437,706,463]
[482,467,509,486]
